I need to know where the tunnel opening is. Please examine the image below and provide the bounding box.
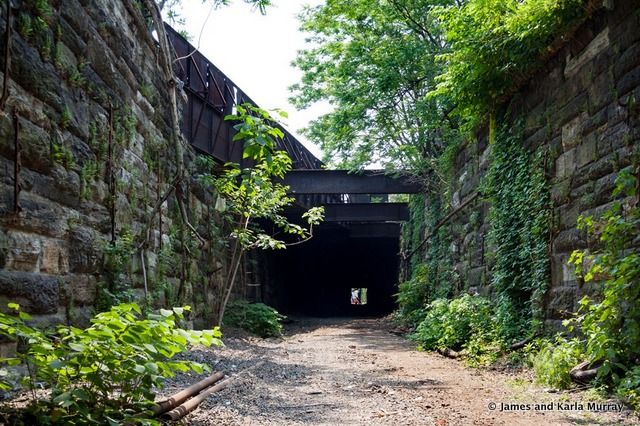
[263,224,400,317]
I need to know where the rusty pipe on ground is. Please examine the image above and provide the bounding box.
[160,376,234,421]
[153,371,225,415]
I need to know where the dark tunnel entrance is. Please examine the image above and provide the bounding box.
[263,224,400,317]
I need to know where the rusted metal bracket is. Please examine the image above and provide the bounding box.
[0,0,13,110]
[12,110,20,214]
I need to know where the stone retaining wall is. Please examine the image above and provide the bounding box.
[422,0,640,327]
[0,0,227,348]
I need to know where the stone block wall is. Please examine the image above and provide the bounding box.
[0,0,228,341]
[423,1,640,327]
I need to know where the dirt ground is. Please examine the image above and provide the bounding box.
[164,317,640,425]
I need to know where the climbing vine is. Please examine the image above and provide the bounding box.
[397,187,454,326]
[483,119,551,342]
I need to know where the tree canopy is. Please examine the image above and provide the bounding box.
[290,0,459,172]
[291,0,594,172]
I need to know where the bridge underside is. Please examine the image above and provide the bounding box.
[263,223,399,317]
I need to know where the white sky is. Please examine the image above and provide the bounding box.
[174,0,329,159]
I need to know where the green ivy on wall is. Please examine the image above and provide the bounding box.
[483,119,551,342]
[397,187,454,326]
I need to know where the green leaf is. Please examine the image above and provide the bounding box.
[68,343,86,352]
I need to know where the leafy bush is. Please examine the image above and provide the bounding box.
[412,294,500,363]
[223,300,285,338]
[531,170,640,400]
[0,303,221,425]
[568,169,640,375]
[616,367,640,410]
[564,168,640,399]
[395,264,429,326]
[530,337,584,389]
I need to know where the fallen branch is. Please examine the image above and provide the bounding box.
[159,361,266,421]
[153,371,224,415]
[160,376,233,421]
[510,332,541,351]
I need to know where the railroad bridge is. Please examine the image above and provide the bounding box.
[167,27,421,317]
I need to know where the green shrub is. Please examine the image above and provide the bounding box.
[412,294,500,364]
[616,367,640,410]
[530,337,584,389]
[395,264,429,326]
[529,170,640,398]
[0,303,221,425]
[568,169,640,379]
[223,300,285,338]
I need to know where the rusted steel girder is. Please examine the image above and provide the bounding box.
[322,203,409,222]
[281,170,422,195]
[165,25,322,170]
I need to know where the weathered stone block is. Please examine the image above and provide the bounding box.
[467,266,485,289]
[68,227,102,274]
[551,253,571,285]
[558,203,581,229]
[588,70,615,114]
[40,238,69,275]
[0,342,17,359]
[555,148,577,180]
[50,165,81,208]
[616,64,640,98]
[556,92,589,126]
[564,27,610,78]
[60,274,97,306]
[562,113,587,151]
[577,153,613,187]
[607,102,629,127]
[582,105,609,136]
[594,172,618,205]
[576,133,598,168]
[608,121,633,152]
[553,228,586,254]
[0,230,7,269]
[551,179,572,205]
[0,191,72,238]
[6,231,41,272]
[546,285,578,319]
[60,0,93,41]
[67,306,93,328]
[0,271,59,314]
[460,172,479,198]
[614,41,640,80]
[16,118,53,175]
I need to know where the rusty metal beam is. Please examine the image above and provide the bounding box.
[323,203,409,222]
[282,170,421,195]
[165,25,322,170]
[345,223,401,238]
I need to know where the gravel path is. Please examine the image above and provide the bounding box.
[162,317,640,425]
